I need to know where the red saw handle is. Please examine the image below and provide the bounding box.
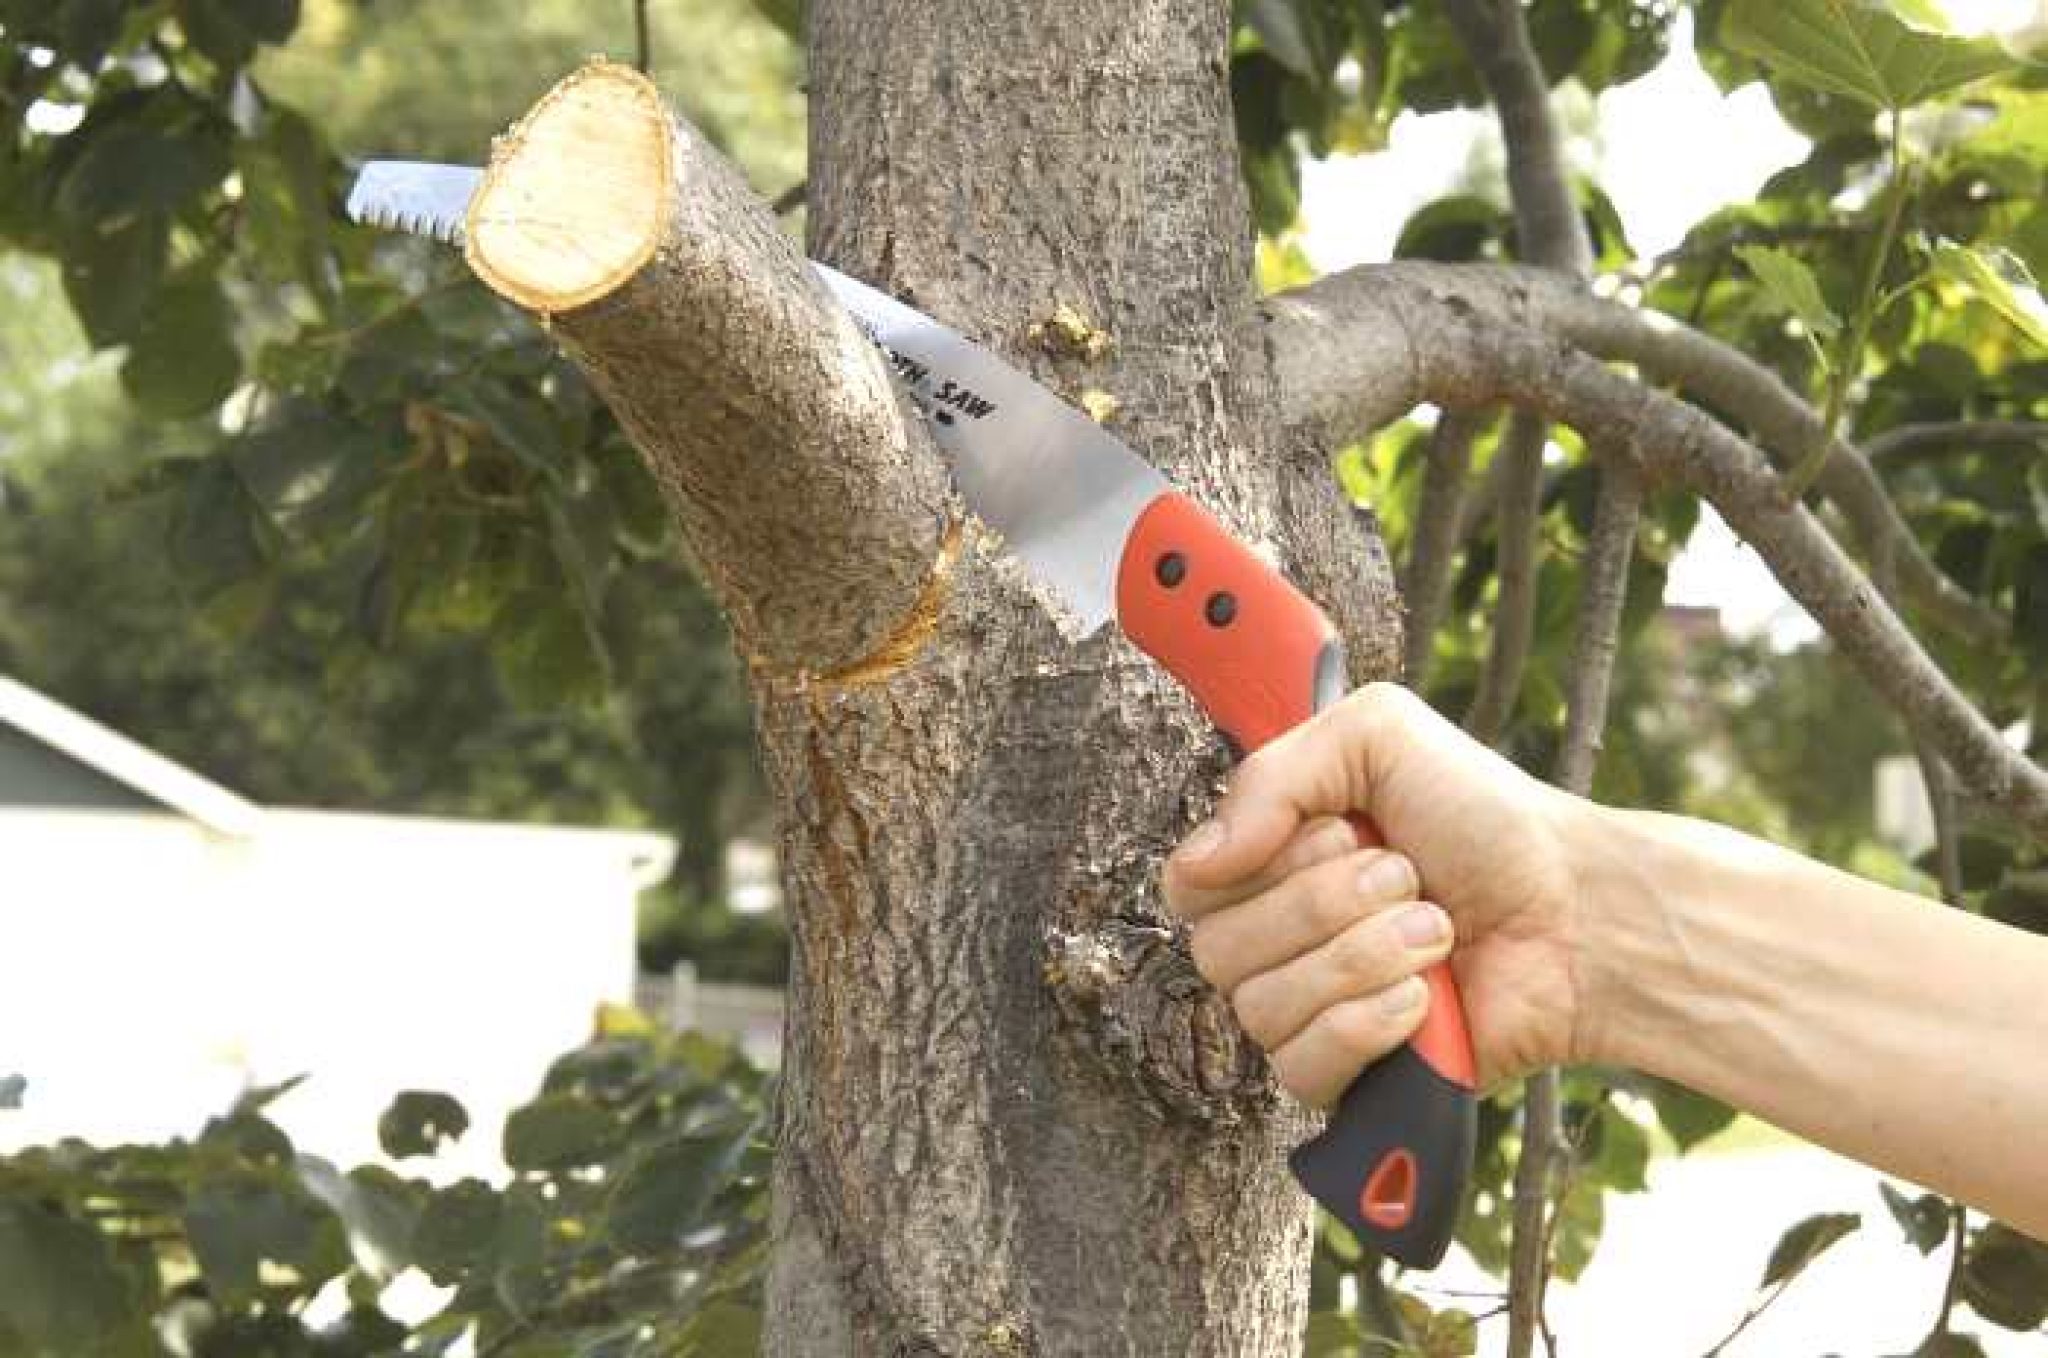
[1115,491,1476,1269]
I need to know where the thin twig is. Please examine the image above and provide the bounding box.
[633,0,653,73]
[1553,465,1641,797]
[1700,1270,1812,1357]
[1864,419,2048,466]
[1789,108,1910,496]
[1463,411,1545,739]
[1933,1203,1970,1340]
[772,181,809,216]
[1403,407,1489,686]
[1437,2,1596,1348]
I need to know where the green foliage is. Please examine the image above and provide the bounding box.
[1,0,780,971]
[1762,1210,1859,1286]
[1736,242,1842,340]
[0,1019,771,1357]
[1723,0,2015,112]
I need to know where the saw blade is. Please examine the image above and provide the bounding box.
[347,160,1168,634]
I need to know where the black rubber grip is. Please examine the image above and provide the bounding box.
[1289,1043,1477,1268]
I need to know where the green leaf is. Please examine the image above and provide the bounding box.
[378,1090,470,1159]
[182,0,302,66]
[60,215,168,347]
[749,0,807,39]
[1916,1334,1989,1358]
[1724,0,2014,110]
[502,1092,618,1172]
[200,1111,296,1167]
[412,1178,503,1286]
[1395,194,1506,262]
[450,382,571,483]
[0,1075,21,1110]
[183,1170,350,1305]
[1880,1183,1951,1254]
[1985,867,2048,934]
[0,1202,141,1353]
[1646,1078,1738,1152]
[1736,244,1843,337]
[2014,543,2048,667]
[1928,242,2048,352]
[297,1158,423,1282]
[56,114,233,226]
[120,274,242,418]
[1961,1222,2048,1329]
[493,591,609,710]
[1303,1310,1368,1358]
[1761,1210,1860,1287]
[169,456,268,600]
[602,1134,743,1254]
[491,1192,551,1320]
[54,0,126,64]
[676,1300,764,1357]
[1244,0,1319,77]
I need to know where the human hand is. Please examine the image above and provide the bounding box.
[1162,682,1587,1105]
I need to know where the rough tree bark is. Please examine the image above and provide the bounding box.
[464,5,1403,1354]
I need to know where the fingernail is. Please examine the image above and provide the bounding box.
[1356,852,1415,901]
[1177,819,1227,864]
[1396,903,1448,949]
[1379,975,1426,1017]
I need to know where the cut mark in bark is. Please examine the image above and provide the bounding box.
[466,61,672,314]
[813,519,965,692]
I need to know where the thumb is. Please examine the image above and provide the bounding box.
[1166,685,1392,890]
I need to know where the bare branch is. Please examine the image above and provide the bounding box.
[1440,0,1592,279]
[1268,262,2007,646]
[1435,6,1595,1347]
[462,61,951,674]
[1865,419,2048,466]
[1402,407,1489,686]
[1263,269,2048,838]
[1556,466,1643,798]
[1463,411,1547,743]
[632,0,652,73]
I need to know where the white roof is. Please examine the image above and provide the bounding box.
[0,675,267,838]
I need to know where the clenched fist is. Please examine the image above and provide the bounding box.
[1161,682,1586,1105]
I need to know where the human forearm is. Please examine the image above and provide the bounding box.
[1575,804,2048,1237]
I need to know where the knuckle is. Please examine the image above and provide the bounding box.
[1187,920,1227,990]
[1315,997,1398,1060]
[1270,1055,1327,1108]
[1231,980,1281,1049]
[1333,919,1401,986]
[1304,860,1365,934]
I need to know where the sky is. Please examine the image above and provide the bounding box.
[1298,14,1826,645]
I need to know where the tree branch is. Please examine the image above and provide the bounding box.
[1402,407,1489,686]
[1262,269,2048,838]
[1556,465,1642,798]
[1463,410,1546,743]
[1440,0,1592,279]
[1269,261,2007,647]
[1865,419,2048,466]
[462,61,951,674]
[632,0,652,73]
[1435,6,1595,1348]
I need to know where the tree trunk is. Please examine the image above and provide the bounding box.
[464,2,1404,1351]
[768,4,1402,1351]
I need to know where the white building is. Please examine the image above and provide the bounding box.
[0,676,673,1176]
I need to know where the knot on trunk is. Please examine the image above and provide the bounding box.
[1042,920,1274,1124]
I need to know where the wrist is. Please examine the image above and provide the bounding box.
[1558,801,1711,1074]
